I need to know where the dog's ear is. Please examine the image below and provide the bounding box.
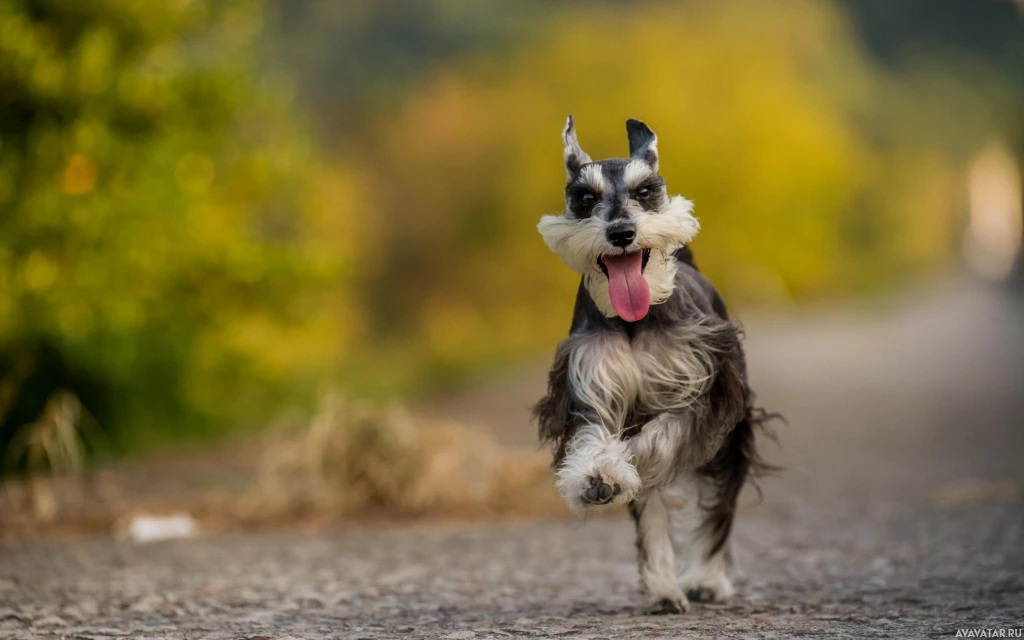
[563,115,592,179]
[626,118,658,172]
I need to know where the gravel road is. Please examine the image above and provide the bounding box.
[3,280,1023,639]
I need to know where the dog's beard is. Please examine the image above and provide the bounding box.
[537,195,699,319]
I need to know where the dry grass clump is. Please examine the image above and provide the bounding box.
[242,392,563,520]
[1,391,568,540]
[2,390,93,522]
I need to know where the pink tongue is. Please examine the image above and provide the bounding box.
[603,251,650,322]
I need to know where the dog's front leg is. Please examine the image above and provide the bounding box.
[555,423,640,511]
[628,491,688,613]
[623,413,690,613]
[628,412,690,488]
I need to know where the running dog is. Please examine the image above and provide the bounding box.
[534,116,774,614]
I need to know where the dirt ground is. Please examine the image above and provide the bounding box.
[2,279,1023,639]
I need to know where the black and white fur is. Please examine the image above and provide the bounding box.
[534,116,774,614]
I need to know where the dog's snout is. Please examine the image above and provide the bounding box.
[606,223,636,248]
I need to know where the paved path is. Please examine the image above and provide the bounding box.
[3,280,1023,639]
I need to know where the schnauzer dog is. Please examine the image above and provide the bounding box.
[534,116,773,614]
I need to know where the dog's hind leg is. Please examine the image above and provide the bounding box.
[664,415,761,603]
[628,492,689,614]
[663,472,736,603]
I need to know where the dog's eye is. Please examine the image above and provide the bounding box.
[635,187,651,199]
[568,189,598,217]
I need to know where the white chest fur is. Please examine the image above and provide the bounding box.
[566,327,715,433]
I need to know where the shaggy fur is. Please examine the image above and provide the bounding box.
[533,116,775,613]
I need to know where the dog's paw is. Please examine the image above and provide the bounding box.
[640,593,690,615]
[682,574,734,604]
[558,463,639,510]
[556,428,641,510]
[581,475,620,506]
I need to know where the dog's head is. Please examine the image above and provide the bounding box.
[538,116,699,322]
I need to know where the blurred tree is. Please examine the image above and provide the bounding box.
[2,0,1016,462]
[840,0,1024,88]
[839,0,1024,282]
[0,0,362,463]
[349,0,978,391]
[263,0,570,144]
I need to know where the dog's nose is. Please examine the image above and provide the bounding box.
[606,223,636,248]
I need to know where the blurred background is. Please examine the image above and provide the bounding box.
[1,0,1022,536]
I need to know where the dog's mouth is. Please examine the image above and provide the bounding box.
[596,248,652,322]
[596,248,650,277]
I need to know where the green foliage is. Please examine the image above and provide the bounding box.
[351,0,974,388]
[0,0,360,454]
[0,0,1014,460]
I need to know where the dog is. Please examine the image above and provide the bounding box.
[534,116,774,614]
